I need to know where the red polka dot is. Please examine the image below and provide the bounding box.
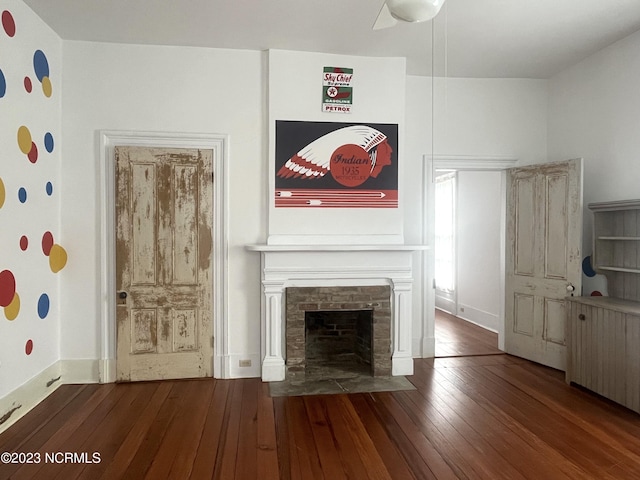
[28,142,38,163]
[24,76,32,93]
[25,339,33,355]
[42,231,54,255]
[20,235,28,251]
[2,11,16,37]
[0,269,16,307]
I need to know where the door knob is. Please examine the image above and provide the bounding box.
[118,291,128,299]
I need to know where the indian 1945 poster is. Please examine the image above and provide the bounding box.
[274,120,398,208]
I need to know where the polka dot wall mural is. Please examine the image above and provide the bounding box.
[5,293,20,320]
[33,49,52,98]
[37,293,49,318]
[0,270,16,308]
[42,231,67,273]
[0,68,6,98]
[0,7,66,364]
[2,10,16,37]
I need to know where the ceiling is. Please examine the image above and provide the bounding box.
[23,0,640,78]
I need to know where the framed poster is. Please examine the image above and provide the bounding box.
[274,120,398,208]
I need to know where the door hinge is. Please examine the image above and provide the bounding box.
[211,172,214,182]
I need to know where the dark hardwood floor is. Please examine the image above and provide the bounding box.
[2,316,640,479]
[435,309,501,357]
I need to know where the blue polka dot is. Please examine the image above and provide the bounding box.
[44,132,54,152]
[18,187,27,203]
[582,256,596,277]
[33,50,49,82]
[46,182,53,196]
[37,293,50,319]
[0,69,5,98]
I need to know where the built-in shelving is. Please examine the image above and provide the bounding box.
[565,199,640,413]
[590,199,640,300]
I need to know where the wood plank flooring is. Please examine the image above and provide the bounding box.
[435,309,501,357]
[2,317,640,478]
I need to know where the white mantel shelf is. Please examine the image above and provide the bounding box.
[246,244,430,252]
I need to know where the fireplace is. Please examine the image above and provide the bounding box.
[246,244,425,381]
[285,286,391,378]
[305,310,373,373]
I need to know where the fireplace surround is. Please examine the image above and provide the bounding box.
[247,244,427,381]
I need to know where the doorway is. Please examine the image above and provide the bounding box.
[99,131,228,383]
[422,155,517,357]
[434,169,504,357]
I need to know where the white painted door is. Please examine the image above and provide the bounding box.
[504,159,582,370]
[115,146,213,381]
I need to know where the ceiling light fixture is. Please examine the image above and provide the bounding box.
[373,0,446,30]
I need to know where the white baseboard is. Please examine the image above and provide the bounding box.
[61,359,100,384]
[228,353,261,379]
[0,359,100,434]
[435,294,456,315]
[457,304,499,333]
[0,362,62,434]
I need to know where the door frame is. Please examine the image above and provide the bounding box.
[99,130,229,382]
[423,154,517,357]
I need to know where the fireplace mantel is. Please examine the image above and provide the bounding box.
[247,244,429,252]
[247,244,428,381]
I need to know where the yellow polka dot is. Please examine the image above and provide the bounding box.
[17,126,32,154]
[5,292,20,321]
[42,76,52,97]
[0,178,5,208]
[49,244,68,273]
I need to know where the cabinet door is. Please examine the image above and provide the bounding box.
[625,315,640,412]
[569,304,625,404]
[568,302,598,390]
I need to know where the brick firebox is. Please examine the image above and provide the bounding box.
[285,285,392,377]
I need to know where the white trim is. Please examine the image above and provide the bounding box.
[98,131,229,381]
[433,155,517,171]
[0,360,101,434]
[0,362,62,434]
[60,359,100,383]
[425,154,516,357]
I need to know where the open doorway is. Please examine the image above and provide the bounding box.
[432,166,507,357]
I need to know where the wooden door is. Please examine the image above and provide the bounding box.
[504,159,582,370]
[115,146,213,381]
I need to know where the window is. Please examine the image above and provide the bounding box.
[435,172,456,294]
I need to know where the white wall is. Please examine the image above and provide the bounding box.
[60,42,266,376]
[267,50,406,245]
[405,76,548,349]
[456,170,502,331]
[0,0,62,401]
[432,77,548,164]
[548,28,640,250]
